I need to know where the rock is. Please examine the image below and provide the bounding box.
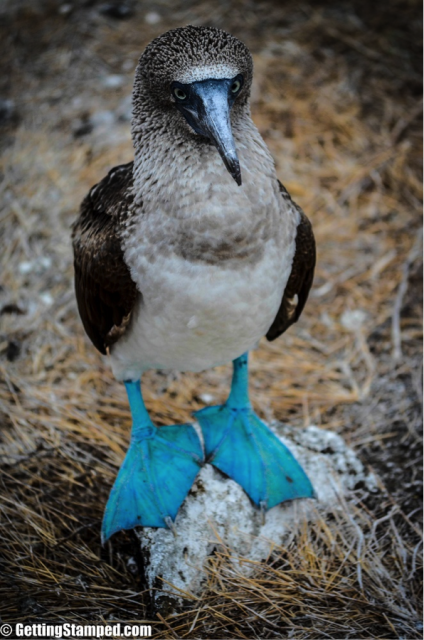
[340,308,368,330]
[136,423,377,604]
[199,392,215,404]
[102,75,126,89]
[0,303,25,316]
[144,11,161,25]
[39,292,54,307]
[58,4,72,15]
[90,110,116,128]
[72,115,93,138]
[18,256,52,275]
[116,95,132,122]
[98,3,133,19]
[6,339,21,362]
[0,99,17,125]
[86,105,132,150]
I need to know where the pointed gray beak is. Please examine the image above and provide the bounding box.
[173,78,242,186]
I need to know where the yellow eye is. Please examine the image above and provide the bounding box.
[173,87,187,100]
[231,80,241,93]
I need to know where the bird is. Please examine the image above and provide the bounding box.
[72,25,316,544]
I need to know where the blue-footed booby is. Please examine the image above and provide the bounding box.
[72,26,316,543]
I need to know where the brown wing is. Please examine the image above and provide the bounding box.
[72,162,139,355]
[266,182,316,341]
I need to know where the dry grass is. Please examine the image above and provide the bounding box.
[0,0,422,637]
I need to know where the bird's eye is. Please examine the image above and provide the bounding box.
[231,79,241,94]
[173,87,187,100]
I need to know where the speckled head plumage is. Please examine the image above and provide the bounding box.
[134,26,253,105]
[132,26,254,185]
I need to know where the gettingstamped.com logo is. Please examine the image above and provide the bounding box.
[0,623,152,638]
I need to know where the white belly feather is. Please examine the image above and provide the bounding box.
[109,243,293,380]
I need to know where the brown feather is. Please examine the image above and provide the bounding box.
[266,182,316,341]
[72,162,139,355]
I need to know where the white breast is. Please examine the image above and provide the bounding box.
[109,247,292,380]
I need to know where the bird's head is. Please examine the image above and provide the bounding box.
[133,26,253,186]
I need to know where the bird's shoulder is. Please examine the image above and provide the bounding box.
[73,161,135,237]
[266,181,316,341]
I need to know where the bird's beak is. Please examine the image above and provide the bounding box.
[175,79,242,186]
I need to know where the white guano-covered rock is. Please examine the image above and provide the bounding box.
[136,423,377,601]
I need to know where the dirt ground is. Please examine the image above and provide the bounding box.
[0,0,422,638]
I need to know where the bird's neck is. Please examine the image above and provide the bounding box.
[126,107,289,269]
[131,109,278,218]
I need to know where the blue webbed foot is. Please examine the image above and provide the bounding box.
[102,380,203,543]
[194,353,314,510]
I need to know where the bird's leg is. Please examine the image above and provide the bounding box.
[194,352,314,511]
[102,379,203,543]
